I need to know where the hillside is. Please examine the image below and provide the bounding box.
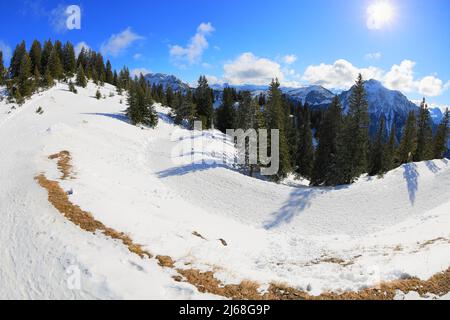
[0,82,449,299]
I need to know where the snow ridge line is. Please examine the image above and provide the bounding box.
[36,151,450,300]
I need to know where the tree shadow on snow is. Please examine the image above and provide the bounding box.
[82,112,130,124]
[155,163,229,178]
[263,185,347,230]
[403,163,419,205]
[425,160,442,174]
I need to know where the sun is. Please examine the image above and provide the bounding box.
[367,1,395,30]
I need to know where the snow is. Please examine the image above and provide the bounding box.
[0,81,449,299]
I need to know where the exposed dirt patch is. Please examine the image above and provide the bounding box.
[49,151,74,180]
[219,239,228,247]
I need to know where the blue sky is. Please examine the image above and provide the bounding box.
[0,0,449,108]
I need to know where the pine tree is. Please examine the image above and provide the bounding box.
[368,117,387,176]
[334,74,370,184]
[68,80,77,94]
[194,76,214,128]
[75,65,87,88]
[18,53,33,97]
[414,98,433,161]
[29,40,42,76]
[10,41,27,78]
[311,96,343,186]
[95,89,101,100]
[0,51,5,85]
[265,79,292,181]
[48,47,63,80]
[216,87,236,133]
[433,108,449,159]
[296,104,314,179]
[398,111,418,164]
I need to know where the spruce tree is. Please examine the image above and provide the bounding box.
[398,111,418,164]
[384,123,397,171]
[165,86,174,108]
[216,87,236,133]
[62,42,76,75]
[0,51,5,85]
[105,60,114,84]
[48,47,64,80]
[433,108,449,159]
[95,89,101,100]
[296,104,314,179]
[174,90,197,128]
[194,76,214,128]
[414,98,433,161]
[368,117,387,176]
[311,96,343,186]
[265,79,292,181]
[43,66,54,88]
[29,40,42,76]
[41,40,53,74]
[335,74,370,184]
[10,41,27,78]
[18,53,33,97]
[76,64,87,88]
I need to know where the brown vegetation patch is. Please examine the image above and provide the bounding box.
[157,255,175,268]
[219,239,228,247]
[49,151,74,180]
[177,268,450,300]
[419,237,448,249]
[35,174,152,259]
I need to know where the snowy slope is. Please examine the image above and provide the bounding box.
[0,82,449,299]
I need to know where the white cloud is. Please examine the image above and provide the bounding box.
[131,68,151,78]
[303,58,448,97]
[74,42,90,56]
[303,59,383,89]
[283,54,297,65]
[365,52,382,60]
[223,52,284,86]
[101,27,144,57]
[0,41,12,62]
[170,22,215,66]
[418,76,444,97]
[133,53,143,60]
[384,60,416,92]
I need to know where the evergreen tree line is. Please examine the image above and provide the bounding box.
[194,74,449,185]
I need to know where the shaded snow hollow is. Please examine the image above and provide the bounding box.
[0,82,449,299]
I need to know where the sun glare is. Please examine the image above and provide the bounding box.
[367,1,395,30]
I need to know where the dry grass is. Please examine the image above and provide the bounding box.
[48,151,74,180]
[156,255,175,268]
[177,268,450,300]
[37,150,449,300]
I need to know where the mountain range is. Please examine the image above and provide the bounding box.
[144,73,447,136]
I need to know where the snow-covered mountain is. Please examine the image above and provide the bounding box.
[339,79,419,136]
[144,73,190,92]
[284,85,335,106]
